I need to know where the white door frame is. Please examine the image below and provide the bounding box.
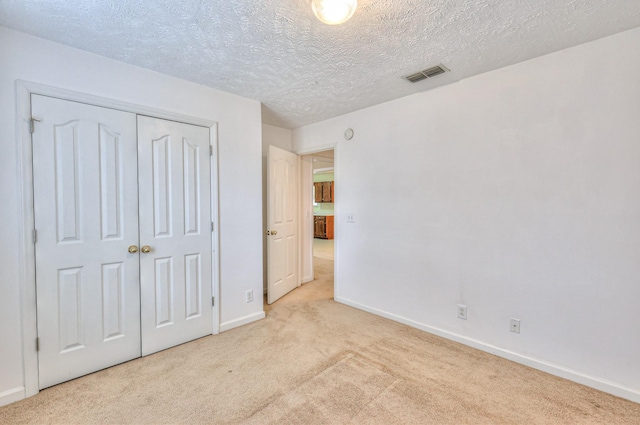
[15,80,221,398]
[294,143,339,299]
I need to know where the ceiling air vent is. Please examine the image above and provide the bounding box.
[403,64,449,83]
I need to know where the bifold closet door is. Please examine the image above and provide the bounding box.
[32,95,141,389]
[137,116,213,356]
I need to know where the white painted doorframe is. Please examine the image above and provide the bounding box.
[15,81,221,399]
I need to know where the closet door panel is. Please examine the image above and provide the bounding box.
[32,94,141,389]
[137,116,213,356]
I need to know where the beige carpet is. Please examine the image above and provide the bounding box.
[1,256,639,424]
[313,238,334,261]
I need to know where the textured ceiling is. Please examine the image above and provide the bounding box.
[2,1,640,129]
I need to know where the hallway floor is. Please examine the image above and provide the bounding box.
[313,238,334,260]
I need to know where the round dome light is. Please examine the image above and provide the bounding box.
[312,0,358,25]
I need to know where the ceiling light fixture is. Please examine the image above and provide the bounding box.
[312,0,357,25]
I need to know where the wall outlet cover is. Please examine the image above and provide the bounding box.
[457,304,467,320]
[510,318,521,334]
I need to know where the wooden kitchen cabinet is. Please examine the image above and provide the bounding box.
[314,183,323,203]
[314,216,324,238]
[314,215,334,239]
[322,182,333,202]
[314,181,334,203]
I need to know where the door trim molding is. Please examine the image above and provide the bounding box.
[210,123,221,336]
[19,81,216,128]
[15,80,221,401]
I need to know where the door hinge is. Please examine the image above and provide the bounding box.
[36,337,39,352]
[30,117,41,134]
[32,229,37,244]
[209,145,213,156]
[211,222,214,232]
[212,296,215,307]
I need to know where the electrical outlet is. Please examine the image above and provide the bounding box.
[457,304,467,320]
[346,213,355,223]
[510,318,521,334]
[245,290,254,303]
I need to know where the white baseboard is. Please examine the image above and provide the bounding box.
[335,296,640,404]
[219,311,265,333]
[0,386,25,407]
[301,275,314,284]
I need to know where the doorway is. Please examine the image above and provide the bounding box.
[265,146,337,308]
[264,147,335,312]
[310,149,335,299]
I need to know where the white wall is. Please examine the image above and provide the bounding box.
[261,124,293,290]
[262,124,293,153]
[293,27,640,402]
[0,27,264,404]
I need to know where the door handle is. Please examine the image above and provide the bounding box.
[265,230,278,236]
[272,230,277,235]
[128,245,139,254]
[141,245,152,254]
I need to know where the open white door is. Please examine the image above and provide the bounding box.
[267,145,299,304]
[137,116,213,355]
[32,95,141,388]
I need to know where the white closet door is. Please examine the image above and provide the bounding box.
[32,95,141,389]
[137,116,213,355]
